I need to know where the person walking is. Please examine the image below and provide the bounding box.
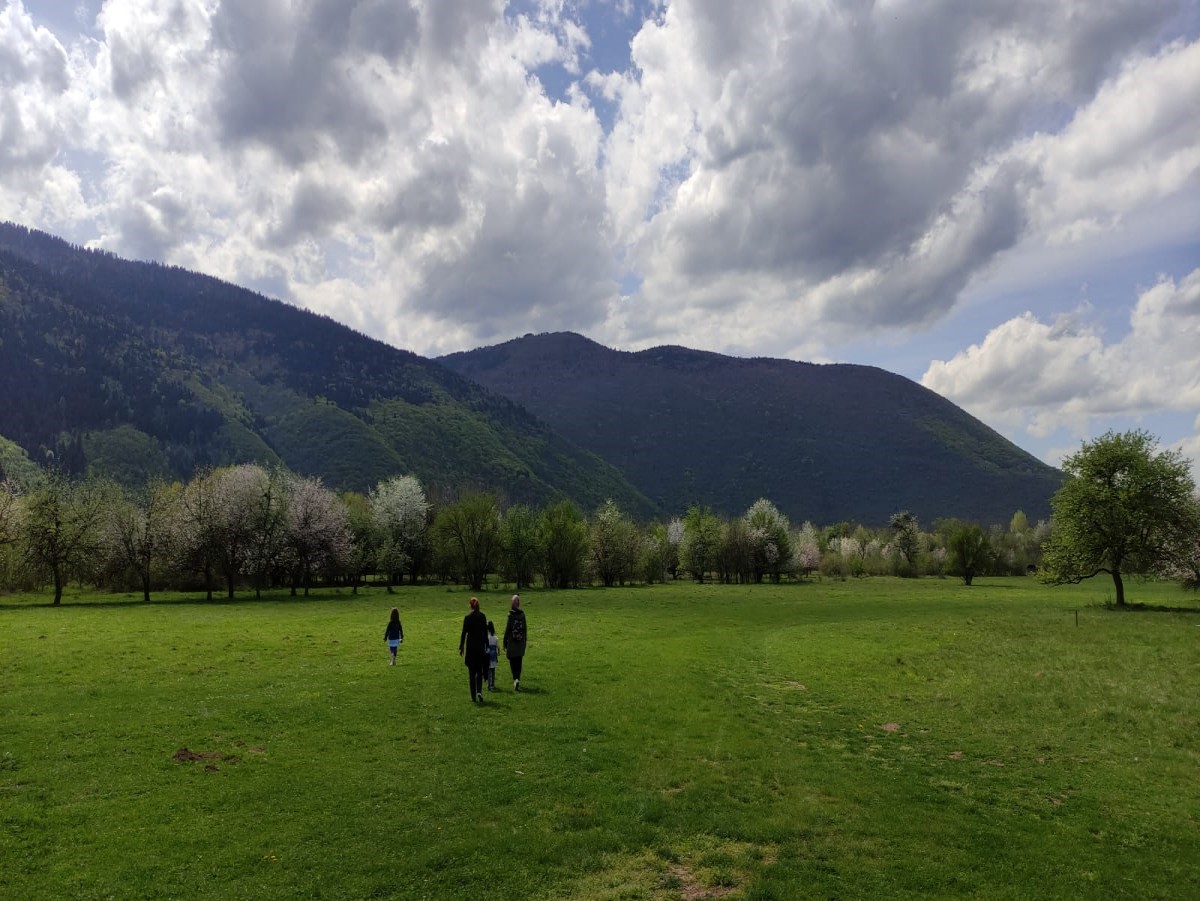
[486,621,499,691]
[502,594,527,691]
[384,607,404,665]
[459,597,489,703]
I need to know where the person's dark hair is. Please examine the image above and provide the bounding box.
[389,608,400,623]
[487,621,495,634]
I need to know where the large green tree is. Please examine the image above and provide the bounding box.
[498,504,540,590]
[21,473,111,605]
[1041,430,1198,606]
[538,500,589,589]
[680,505,721,583]
[435,492,501,592]
[946,522,990,586]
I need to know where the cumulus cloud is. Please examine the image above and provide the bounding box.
[602,0,1194,353]
[0,1,85,227]
[0,0,1196,366]
[922,268,1200,452]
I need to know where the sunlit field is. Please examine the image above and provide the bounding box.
[2,577,1198,899]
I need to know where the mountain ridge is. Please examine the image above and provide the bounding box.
[0,223,655,517]
[441,331,1064,525]
[1,222,1062,526]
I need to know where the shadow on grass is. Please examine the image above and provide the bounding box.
[1102,601,1200,614]
[0,589,390,611]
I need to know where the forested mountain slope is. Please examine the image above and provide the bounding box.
[0,224,653,517]
[441,332,1063,525]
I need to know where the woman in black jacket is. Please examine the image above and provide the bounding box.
[459,597,489,702]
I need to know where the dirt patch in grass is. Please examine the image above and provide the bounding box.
[172,747,221,763]
[561,836,769,899]
[172,746,245,769]
[670,863,738,899]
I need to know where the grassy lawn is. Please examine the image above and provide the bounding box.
[2,577,1198,899]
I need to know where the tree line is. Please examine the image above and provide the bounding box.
[0,430,1196,605]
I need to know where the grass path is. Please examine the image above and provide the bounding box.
[2,578,1198,898]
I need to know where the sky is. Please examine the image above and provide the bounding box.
[2,0,1198,479]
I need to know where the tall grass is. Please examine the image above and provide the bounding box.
[2,577,1197,899]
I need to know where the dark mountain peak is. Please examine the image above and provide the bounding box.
[443,330,616,371]
[442,332,1063,525]
[635,343,731,370]
[0,225,654,516]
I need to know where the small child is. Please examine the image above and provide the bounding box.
[486,621,499,690]
[384,607,404,665]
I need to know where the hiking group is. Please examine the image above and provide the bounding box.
[460,594,527,702]
[384,594,529,703]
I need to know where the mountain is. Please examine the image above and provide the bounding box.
[0,224,654,517]
[440,332,1064,526]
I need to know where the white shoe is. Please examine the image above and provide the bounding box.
[514,679,520,692]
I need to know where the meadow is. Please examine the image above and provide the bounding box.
[2,577,1198,900]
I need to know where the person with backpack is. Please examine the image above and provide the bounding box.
[502,594,527,691]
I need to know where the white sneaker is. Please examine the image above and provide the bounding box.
[514,679,520,692]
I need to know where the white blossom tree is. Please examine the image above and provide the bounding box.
[645,518,682,583]
[589,500,640,587]
[744,498,791,583]
[1159,493,1200,590]
[371,475,429,589]
[793,521,821,578]
[282,474,352,596]
[209,464,273,599]
[246,467,290,598]
[171,467,221,600]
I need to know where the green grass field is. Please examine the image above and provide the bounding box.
[2,577,1198,899]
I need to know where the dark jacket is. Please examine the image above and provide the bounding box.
[384,619,403,641]
[503,608,527,659]
[459,610,489,666]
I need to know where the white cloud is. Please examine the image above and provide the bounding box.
[601,0,1195,353]
[922,268,1200,460]
[0,0,1195,367]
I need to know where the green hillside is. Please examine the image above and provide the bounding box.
[442,332,1064,525]
[0,224,654,517]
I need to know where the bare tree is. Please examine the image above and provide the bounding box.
[105,480,177,602]
[21,473,111,604]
